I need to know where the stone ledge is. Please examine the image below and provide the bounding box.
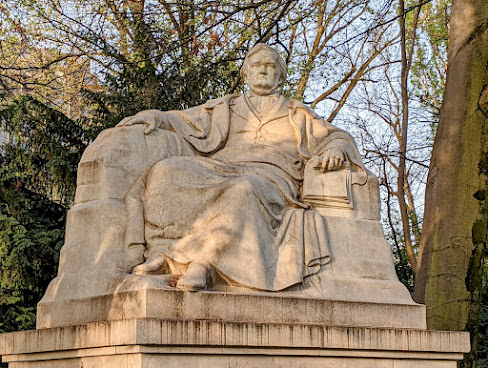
[37,288,426,330]
[0,319,469,356]
[1,345,466,364]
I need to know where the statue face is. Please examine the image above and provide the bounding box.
[245,49,281,96]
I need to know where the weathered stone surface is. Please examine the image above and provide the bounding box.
[0,350,465,368]
[37,288,426,330]
[38,188,417,329]
[0,319,469,367]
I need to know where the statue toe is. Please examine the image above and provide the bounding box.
[132,256,166,275]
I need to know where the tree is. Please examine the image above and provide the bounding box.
[0,97,86,332]
[413,0,488,366]
[340,0,446,288]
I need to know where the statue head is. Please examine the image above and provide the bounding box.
[241,44,287,96]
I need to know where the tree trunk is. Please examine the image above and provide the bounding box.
[413,0,488,365]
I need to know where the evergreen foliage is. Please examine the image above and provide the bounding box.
[0,97,86,332]
[0,166,65,333]
[0,97,86,204]
[479,281,488,366]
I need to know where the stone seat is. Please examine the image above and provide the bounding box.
[37,124,419,329]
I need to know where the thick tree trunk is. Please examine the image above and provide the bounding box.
[413,0,488,365]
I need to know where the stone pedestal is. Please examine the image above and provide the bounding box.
[1,291,470,367]
[36,288,427,330]
[0,318,469,367]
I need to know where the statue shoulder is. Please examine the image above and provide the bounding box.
[203,94,240,110]
[288,99,321,119]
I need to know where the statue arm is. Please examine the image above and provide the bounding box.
[290,100,357,172]
[309,135,368,187]
[116,109,171,134]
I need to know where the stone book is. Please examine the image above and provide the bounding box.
[302,160,353,209]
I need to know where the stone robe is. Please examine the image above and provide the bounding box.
[132,93,366,291]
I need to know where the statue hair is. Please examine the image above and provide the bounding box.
[240,43,288,85]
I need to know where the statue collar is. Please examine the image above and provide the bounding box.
[230,93,290,124]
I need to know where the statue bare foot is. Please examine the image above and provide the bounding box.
[176,261,213,291]
[132,255,166,275]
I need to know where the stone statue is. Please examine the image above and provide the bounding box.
[0,41,464,367]
[0,42,462,364]
[37,44,415,330]
[115,44,366,292]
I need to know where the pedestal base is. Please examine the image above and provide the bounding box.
[0,319,469,367]
[36,287,426,330]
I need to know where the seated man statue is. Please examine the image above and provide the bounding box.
[116,43,366,292]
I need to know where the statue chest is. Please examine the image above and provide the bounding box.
[226,110,298,149]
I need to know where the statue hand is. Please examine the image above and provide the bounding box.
[116,111,167,135]
[319,149,344,172]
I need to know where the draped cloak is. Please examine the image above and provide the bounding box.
[131,94,366,291]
